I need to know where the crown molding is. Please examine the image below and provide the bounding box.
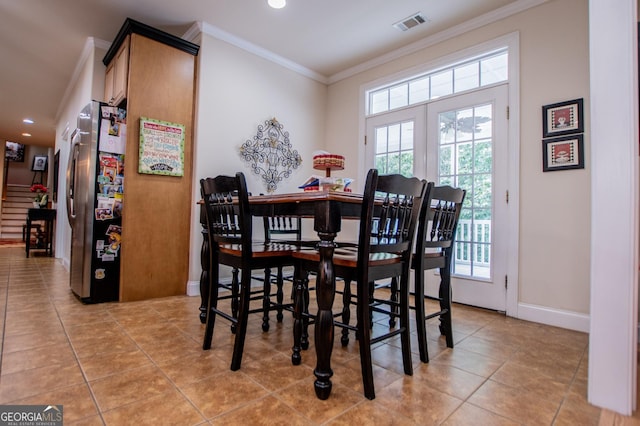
[197,21,328,84]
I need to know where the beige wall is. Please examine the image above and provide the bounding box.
[324,0,591,316]
[188,32,328,285]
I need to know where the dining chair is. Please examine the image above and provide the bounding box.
[291,169,427,399]
[410,184,466,363]
[200,172,297,370]
[259,216,317,322]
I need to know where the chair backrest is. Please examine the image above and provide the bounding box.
[357,169,427,267]
[263,216,302,243]
[200,172,252,257]
[415,184,466,260]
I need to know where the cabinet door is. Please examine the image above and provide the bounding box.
[104,36,129,106]
[104,62,115,104]
[111,41,129,105]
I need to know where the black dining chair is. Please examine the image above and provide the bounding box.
[256,215,318,323]
[371,184,466,363]
[410,184,466,363]
[200,172,297,370]
[291,169,427,399]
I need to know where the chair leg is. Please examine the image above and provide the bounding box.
[301,274,310,350]
[262,267,271,332]
[399,271,413,376]
[203,257,220,350]
[388,276,398,327]
[341,278,351,346]
[357,279,375,400]
[439,265,454,348]
[276,266,284,322]
[230,269,251,371]
[414,268,429,363]
[292,265,307,365]
[230,267,240,334]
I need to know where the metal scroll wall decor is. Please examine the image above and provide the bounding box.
[239,118,302,192]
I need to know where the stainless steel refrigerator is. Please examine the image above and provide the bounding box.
[67,101,126,303]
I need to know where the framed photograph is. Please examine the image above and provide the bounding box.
[53,150,60,202]
[5,141,25,162]
[542,134,584,172]
[31,154,48,172]
[542,98,583,137]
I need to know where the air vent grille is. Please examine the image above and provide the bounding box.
[393,13,428,32]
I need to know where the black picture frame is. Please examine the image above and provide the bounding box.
[31,154,48,172]
[5,141,25,162]
[53,150,60,202]
[542,134,584,172]
[542,98,584,138]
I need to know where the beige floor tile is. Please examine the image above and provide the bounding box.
[276,380,364,424]
[326,400,416,425]
[411,361,487,400]
[9,383,99,423]
[441,402,519,426]
[89,365,175,412]
[158,351,230,388]
[101,388,205,426]
[180,370,269,419]
[375,376,463,425]
[0,362,85,403]
[467,379,560,424]
[210,395,312,425]
[79,349,154,381]
[1,341,76,375]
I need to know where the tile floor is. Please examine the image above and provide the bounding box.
[0,247,638,425]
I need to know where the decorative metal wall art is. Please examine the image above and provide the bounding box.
[239,118,302,192]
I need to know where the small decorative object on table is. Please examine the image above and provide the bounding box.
[313,151,344,177]
[30,183,48,208]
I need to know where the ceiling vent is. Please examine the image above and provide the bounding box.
[393,13,428,32]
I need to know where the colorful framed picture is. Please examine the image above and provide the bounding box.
[542,98,584,137]
[542,134,584,172]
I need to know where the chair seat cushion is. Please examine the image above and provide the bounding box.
[293,248,401,268]
[219,242,297,257]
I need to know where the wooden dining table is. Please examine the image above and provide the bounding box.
[198,190,363,400]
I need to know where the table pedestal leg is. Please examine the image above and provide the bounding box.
[314,234,336,400]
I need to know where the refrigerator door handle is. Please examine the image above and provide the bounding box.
[66,130,81,226]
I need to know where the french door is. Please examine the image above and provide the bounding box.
[366,84,509,311]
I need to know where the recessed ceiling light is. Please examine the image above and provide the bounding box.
[21,133,31,137]
[268,0,286,9]
[23,118,34,124]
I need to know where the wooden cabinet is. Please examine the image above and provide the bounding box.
[104,36,129,106]
[103,19,199,302]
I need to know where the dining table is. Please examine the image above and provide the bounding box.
[198,190,363,400]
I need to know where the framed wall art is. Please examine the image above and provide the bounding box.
[5,141,25,162]
[31,154,48,172]
[542,98,583,137]
[138,117,185,177]
[542,134,584,172]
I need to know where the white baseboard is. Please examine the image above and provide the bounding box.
[186,280,200,297]
[516,302,590,333]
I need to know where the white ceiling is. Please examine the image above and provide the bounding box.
[0,0,523,148]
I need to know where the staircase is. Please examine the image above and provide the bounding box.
[1,184,36,240]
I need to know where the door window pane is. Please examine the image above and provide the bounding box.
[438,102,495,280]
